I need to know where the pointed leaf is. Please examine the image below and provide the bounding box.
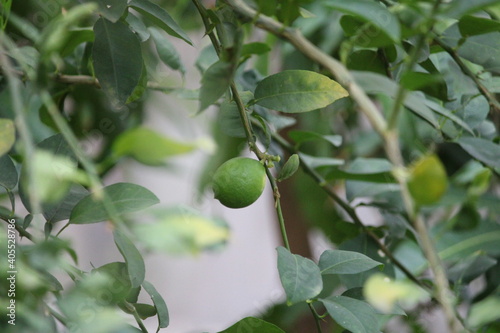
[288,130,342,147]
[142,280,169,329]
[199,60,234,112]
[319,250,383,275]
[43,184,89,223]
[92,18,143,107]
[277,154,300,182]
[149,27,185,74]
[218,317,285,333]
[321,296,379,333]
[97,0,128,23]
[456,137,500,169]
[277,246,322,305]
[69,183,159,224]
[254,70,348,113]
[114,230,145,288]
[128,0,192,45]
[0,155,18,190]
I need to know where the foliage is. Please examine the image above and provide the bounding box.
[1,0,500,332]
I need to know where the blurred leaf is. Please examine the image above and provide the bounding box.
[456,137,500,169]
[142,280,169,329]
[363,274,429,314]
[149,27,185,74]
[321,295,379,333]
[133,303,157,320]
[218,317,284,333]
[43,184,89,223]
[133,206,229,254]
[218,91,254,138]
[423,97,475,134]
[407,154,448,206]
[324,0,400,43]
[255,0,278,16]
[60,28,94,57]
[346,49,386,74]
[114,230,145,288]
[458,15,500,37]
[113,127,196,165]
[0,118,15,157]
[254,70,348,113]
[345,158,399,201]
[467,296,500,328]
[92,262,133,304]
[277,154,300,182]
[298,152,344,169]
[0,155,17,190]
[288,130,342,147]
[126,12,150,42]
[69,183,159,224]
[448,254,497,283]
[96,0,128,23]
[128,0,192,45]
[241,42,271,58]
[199,60,234,112]
[441,0,500,19]
[319,249,383,275]
[92,18,143,107]
[277,246,323,305]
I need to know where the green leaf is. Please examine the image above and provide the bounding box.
[126,12,150,42]
[128,0,192,45]
[277,154,300,182]
[241,42,271,57]
[441,0,500,19]
[43,184,89,223]
[0,118,15,157]
[345,158,399,201]
[96,0,128,23]
[60,28,94,57]
[199,60,234,112]
[69,182,159,224]
[218,91,254,138]
[467,296,500,328]
[288,130,342,147]
[92,262,132,304]
[321,296,379,333]
[324,0,400,43]
[458,15,500,37]
[92,18,143,107]
[218,317,284,333]
[114,230,145,288]
[133,303,157,320]
[149,27,185,74]
[113,127,196,165]
[277,246,323,305]
[0,155,18,190]
[447,254,497,283]
[133,206,229,254]
[319,250,383,275]
[298,152,344,169]
[423,98,475,134]
[142,280,169,329]
[254,70,348,113]
[351,71,439,128]
[456,137,500,169]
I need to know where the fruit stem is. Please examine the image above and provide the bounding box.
[265,167,290,251]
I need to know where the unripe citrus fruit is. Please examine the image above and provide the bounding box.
[407,154,448,206]
[212,157,266,209]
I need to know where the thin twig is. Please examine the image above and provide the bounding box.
[308,302,324,333]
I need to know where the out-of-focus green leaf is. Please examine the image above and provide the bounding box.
[149,27,185,74]
[0,155,17,190]
[0,118,15,157]
[298,152,344,169]
[199,60,234,112]
[288,130,342,148]
[113,127,196,165]
[92,18,143,107]
[96,0,128,23]
[126,12,150,41]
[218,91,254,138]
[448,254,497,283]
[467,296,500,328]
[324,0,400,42]
[254,70,348,113]
[277,246,322,305]
[458,15,500,36]
[133,303,157,320]
[69,183,159,224]
[456,137,500,169]
[441,0,500,19]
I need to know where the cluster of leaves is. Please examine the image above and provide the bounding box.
[1,0,500,332]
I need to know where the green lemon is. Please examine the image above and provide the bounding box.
[212,157,266,209]
[407,154,448,206]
